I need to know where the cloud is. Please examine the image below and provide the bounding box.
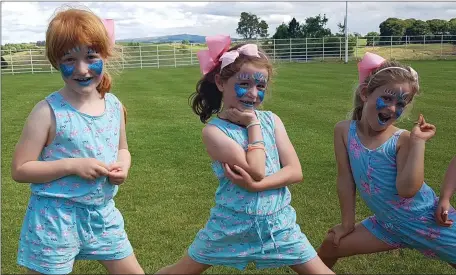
[1,1,456,44]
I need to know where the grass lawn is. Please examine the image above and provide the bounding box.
[2,61,456,273]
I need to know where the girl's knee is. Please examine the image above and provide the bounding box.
[317,234,338,257]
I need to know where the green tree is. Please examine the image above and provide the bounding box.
[236,12,268,39]
[288,18,300,38]
[426,19,449,35]
[272,23,289,39]
[301,14,332,38]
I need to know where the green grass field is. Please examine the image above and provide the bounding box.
[2,61,456,274]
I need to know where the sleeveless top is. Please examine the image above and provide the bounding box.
[347,120,436,222]
[207,110,292,215]
[30,91,122,206]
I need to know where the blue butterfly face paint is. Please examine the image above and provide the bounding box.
[235,71,268,104]
[60,63,75,78]
[375,87,410,125]
[60,46,103,86]
[88,59,103,76]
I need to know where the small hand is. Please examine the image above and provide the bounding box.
[107,162,129,185]
[223,163,260,192]
[219,108,258,126]
[435,198,454,227]
[73,158,109,180]
[410,114,436,142]
[327,223,355,247]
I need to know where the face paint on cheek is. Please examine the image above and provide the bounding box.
[376,97,388,110]
[88,59,103,76]
[234,83,248,98]
[258,90,265,102]
[59,63,75,78]
[395,107,403,118]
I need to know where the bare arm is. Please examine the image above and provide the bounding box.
[439,156,456,201]
[395,132,426,198]
[249,114,302,191]
[11,101,74,183]
[203,122,265,181]
[117,103,131,169]
[334,121,357,230]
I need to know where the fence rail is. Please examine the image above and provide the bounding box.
[1,35,455,75]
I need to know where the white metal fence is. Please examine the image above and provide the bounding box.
[1,35,455,75]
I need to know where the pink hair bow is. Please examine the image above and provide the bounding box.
[197,35,231,75]
[219,44,260,71]
[358,52,385,84]
[102,19,115,46]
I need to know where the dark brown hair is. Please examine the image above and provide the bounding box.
[190,43,273,123]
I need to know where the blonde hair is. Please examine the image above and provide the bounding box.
[45,5,122,98]
[352,60,420,121]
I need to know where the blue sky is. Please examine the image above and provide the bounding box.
[2,1,456,44]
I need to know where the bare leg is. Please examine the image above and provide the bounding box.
[155,253,211,275]
[289,256,335,274]
[100,253,144,274]
[317,222,397,269]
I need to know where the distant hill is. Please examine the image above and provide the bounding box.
[116,34,206,43]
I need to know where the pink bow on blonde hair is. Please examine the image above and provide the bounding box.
[357,52,386,84]
[102,19,115,46]
[197,35,231,75]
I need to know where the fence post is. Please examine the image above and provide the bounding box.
[305,38,308,62]
[10,48,14,75]
[121,47,125,69]
[440,34,443,58]
[30,49,34,74]
[190,43,193,65]
[289,38,292,62]
[355,36,359,59]
[156,45,160,68]
[322,37,325,61]
[423,35,426,50]
[339,37,342,60]
[139,45,143,69]
[390,36,393,59]
[174,43,177,68]
[273,39,276,62]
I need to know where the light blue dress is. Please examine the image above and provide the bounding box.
[188,110,317,270]
[348,120,456,264]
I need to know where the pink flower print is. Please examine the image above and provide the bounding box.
[56,113,64,119]
[40,208,46,215]
[44,183,52,189]
[66,113,75,119]
[36,224,45,231]
[56,130,65,137]
[230,248,236,252]
[102,231,109,237]
[239,251,248,257]
[237,194,245,200]
[84,144,95,150]
[43,247,52,254]
[83,126,92,133]
[350,138,363,159]
[390,197,414,211]
[70,130,78,138]
[44,149,53,159]
[367,166,374,180]
[72,183,80,189]
[416,228,440,241]
[299,243,307,251]
[62,214,71,222]
[56,146,67,153]
[421,249,437,258]
[97,128,105,134]
[47,231,57,238]
[361,180,371,195]
[90,251,98,255]
[29,255,37,261]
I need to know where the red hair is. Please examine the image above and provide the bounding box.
[46,8,113,98]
